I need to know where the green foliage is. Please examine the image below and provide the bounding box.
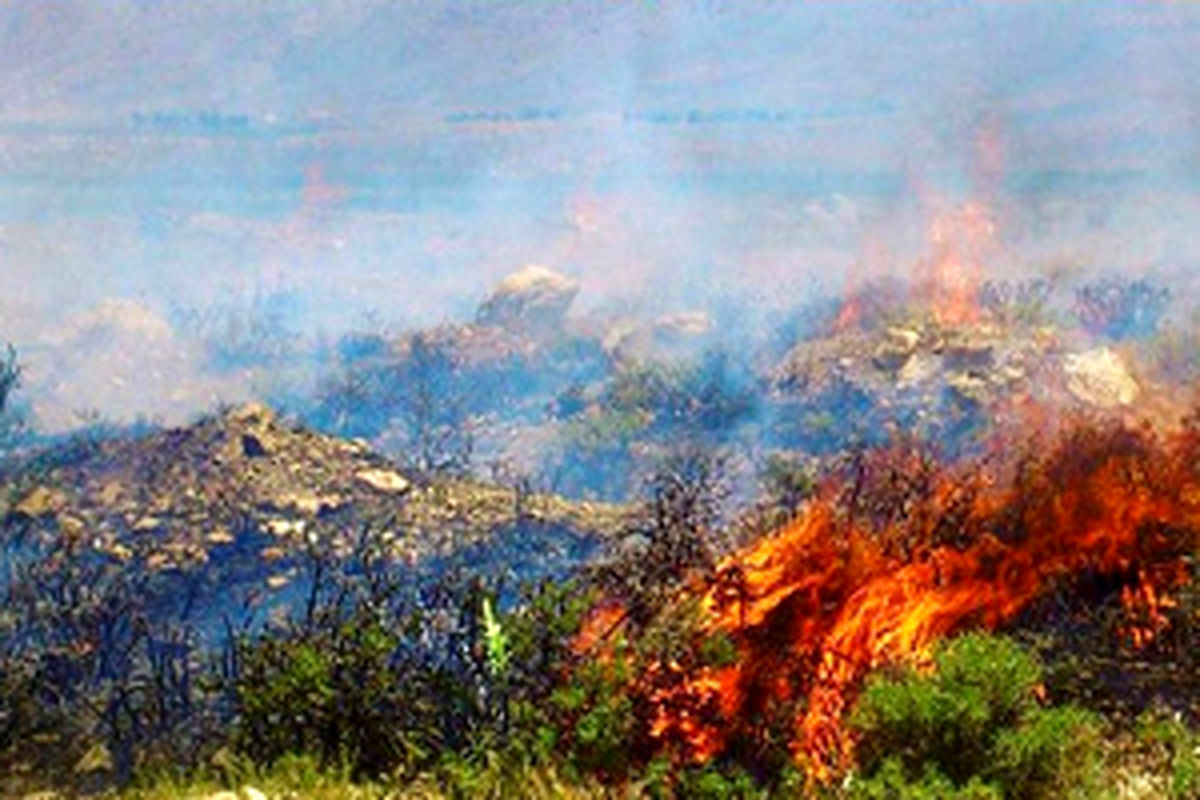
[849,633,1103,799]
[759,451,818,515]
[481,596,510,677]
[639,762,764,800]
[548,646,637,780]
[1136,708,1200,799]
[606,350,756,437]
[235,613,428,777]
[850,759,1003,800]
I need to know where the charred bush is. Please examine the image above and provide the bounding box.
[595,444,729,624]
[0,343,18,418]
[0,343,28,456]
[980,278,1052,326]
[1073,278,1170,340]
[311,332,475,477]
[0,529,227,787]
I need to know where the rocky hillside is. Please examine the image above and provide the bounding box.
[766,306,1177,457]
[1,402,627,595]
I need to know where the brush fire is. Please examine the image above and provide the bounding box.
[580,406,1200,784]
[575,204,1200,786]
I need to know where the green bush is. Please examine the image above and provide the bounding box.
[848,633,1102,799]
[1136,708,1200,799]
[234,614,443,777]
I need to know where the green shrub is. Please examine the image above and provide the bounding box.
[1136,708,1200,799]
[234,614,441,777]
[848,633,1102,799]
[548,648,638,780]
[849,759,1003,800]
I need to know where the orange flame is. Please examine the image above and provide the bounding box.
[921,201,993,327]
[636,417,1198,781]
[573,599,627,658]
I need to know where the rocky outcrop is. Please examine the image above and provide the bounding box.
[476,265,579,332]
[768,317,1070,452]
[600,310,715,362]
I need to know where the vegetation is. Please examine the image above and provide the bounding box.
[0,342,28,453]
[2,271,1199,798]
[1072,277,1170,340]
[848,634,1103,799]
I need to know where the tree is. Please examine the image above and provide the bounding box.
[0,343,19,417]
[0,343,27,453]
[385,332,474,477]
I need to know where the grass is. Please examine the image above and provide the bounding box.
[119,752,617,800]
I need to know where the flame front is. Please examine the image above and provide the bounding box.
[639,418,1199,781]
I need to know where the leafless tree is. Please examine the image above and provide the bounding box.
[386,332,474,477]
[0,344,19,418]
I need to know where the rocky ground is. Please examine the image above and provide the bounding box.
[0,401,627,616]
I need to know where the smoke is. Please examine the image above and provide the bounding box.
[0,3,1199,431]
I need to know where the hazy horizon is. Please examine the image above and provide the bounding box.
[2,1,1199,431]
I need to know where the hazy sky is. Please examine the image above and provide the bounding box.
[2,2,1199,428]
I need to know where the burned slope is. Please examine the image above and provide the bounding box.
[0,403,627,631]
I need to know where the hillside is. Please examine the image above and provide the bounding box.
[1,402,627,595]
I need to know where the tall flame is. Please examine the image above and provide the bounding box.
[632,416,1198,781]
[921,201,993,327]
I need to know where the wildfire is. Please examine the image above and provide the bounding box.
[597,416,1199,782]
[572,599,627,658]
[833,200,995,333]
[922,201,993,327]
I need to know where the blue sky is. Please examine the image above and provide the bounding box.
[1,2,1199,428]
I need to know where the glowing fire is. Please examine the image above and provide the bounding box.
[833,200,994,333]
[921,201,993,327]
[597,417,1198,781]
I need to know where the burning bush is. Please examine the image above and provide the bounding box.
[575,409,1200,789]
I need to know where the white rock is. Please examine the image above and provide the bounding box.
[264,517,306,537]
[356,468,411,494]
[476,265,579,329]
[1063,347,1139,408]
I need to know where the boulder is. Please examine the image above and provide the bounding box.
[476,265,579,330]
[1063,347,1139,408]
[873,326,922,372]
[356,467,411,494]
[10,486,68,519]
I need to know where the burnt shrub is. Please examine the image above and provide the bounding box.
[979,279,1052,327]
[0,343,29,455]
[1072,278,1169,340]
[0,527,226,786]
